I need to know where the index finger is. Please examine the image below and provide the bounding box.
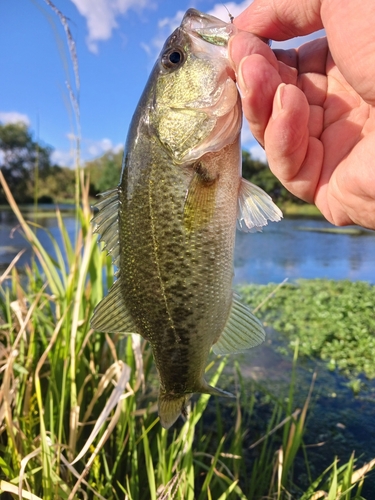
[234,0,323,39]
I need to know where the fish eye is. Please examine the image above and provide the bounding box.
[169,51,181,64]
[161,48,185,70]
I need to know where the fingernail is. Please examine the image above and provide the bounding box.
[237,58,249,95]
[228,36,236,68]
[272,83,286,119]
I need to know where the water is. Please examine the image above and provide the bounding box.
[1,207,375,492]
[234,326,375,494]
[1,208,375,283]
[234,217,375,285]
[0,206,78,272]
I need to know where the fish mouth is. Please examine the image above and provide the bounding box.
[181,8,236,45]
[153,8,241,163]
[181,9,237,81]
[179,9,241,160]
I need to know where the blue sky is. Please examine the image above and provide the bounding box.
[0,0,323,167]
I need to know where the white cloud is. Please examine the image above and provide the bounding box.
[51,137,123,167]
[157,9,185,33]
[272,29,326,50]
[70,0,152,53]
[51,149,75,167]
[86,137,123,157]
[141,9,185,60]
[113,142,124,154]
[249,143,267,163]
[207,0,253,22]
[0,111,30,126]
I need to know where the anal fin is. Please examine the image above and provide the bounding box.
[212,296,265,355]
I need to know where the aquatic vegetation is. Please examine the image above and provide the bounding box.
[0,175,374,498]
[240,279,375,378]
[1,3,373,497]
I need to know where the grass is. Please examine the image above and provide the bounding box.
[239,280,375,379]
[0,173,374,499]
[1,2,373,497]
[296,227,371,235]
[280,202,322,217]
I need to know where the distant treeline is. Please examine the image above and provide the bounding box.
[0,122,301,205]
[0,122,75,204]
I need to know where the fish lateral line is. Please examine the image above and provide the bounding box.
[90,7,284,431]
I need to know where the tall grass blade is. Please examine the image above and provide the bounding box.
[327,459,338,500]
[72,361,131,464]
[0,480,43,500]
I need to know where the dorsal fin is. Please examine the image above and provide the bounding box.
[237,178,283,233]
[92,188,120,268]
[91,189,139,334]
[212,296,265,355]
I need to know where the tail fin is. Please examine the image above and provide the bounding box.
[158,393,192,429]
[158,382,234,429]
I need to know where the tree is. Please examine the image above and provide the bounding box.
[85,149,123,195]
[84,148,302,205]
[0,122,53,203]
[242,150,302,204]
[37,165,76,202]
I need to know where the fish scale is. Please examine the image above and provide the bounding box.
[91,8,282,428]
[120,139,236,392]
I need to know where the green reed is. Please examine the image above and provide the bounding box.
[0,1,373,496]
[0,171,373,499]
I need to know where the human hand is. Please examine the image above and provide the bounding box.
[230,0,375,229]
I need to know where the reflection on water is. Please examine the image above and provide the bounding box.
[1,210,375,283]
[0,208,78,271]
[234,217,375,284]
[234,327,375,496]
[1,208,375,493]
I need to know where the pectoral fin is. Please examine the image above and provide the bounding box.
[184,163,218,233]
[90,278,138,334]
[212,297,265,355]
[237,178,283,232]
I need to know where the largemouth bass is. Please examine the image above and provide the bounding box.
[91,9,282,429]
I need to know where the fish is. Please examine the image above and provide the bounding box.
[91,8,282,429]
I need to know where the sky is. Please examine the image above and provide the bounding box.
[0,0,324,168]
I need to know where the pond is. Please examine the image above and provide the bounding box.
[1,207,375,284]
[234,216,375,285]
[0,206,78,272]
[1,206,375,492]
